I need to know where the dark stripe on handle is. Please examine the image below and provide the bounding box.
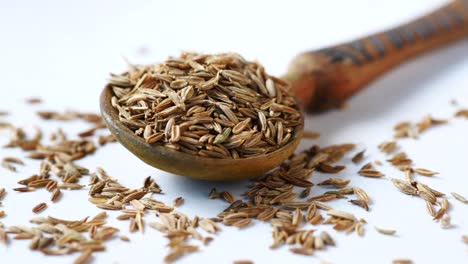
[368,36,386,57]
[446,7,465,25]
[350,41,373,61]
[399,26,416,43]
[318,1,467,67]
[435,10,454,31]
[321,48,362,66]
[386,30,405,49]
[413,18,436,39]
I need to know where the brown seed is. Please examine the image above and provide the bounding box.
[73,249,93,264]
[172,197,184,207]
[318,163,345,173]
[392,259,413,264]
[462,235,468,244]
[353,187,370,203]
[317,178,350,189]
[349,199,369,211]
[451,192,468,204]
[163,245,198,263]
[378,141,397,154]
[50,188,61,202]
[426,201,435,217]
[374,226,396,235]
[302,130,320,139]
[358,169,385,178]
[351,150,365,163]
[390,178,417,195]
[326,210,356,221]
[289,247,314,256]
[233,261,254,264]
[440,214,451,229]
[413,168,438,176]
[32,203,47,213]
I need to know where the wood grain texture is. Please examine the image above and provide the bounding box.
[286,0,468,112]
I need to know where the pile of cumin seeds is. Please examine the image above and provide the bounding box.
[109,52,302,159]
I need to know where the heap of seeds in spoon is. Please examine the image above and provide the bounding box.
[109,52,302,159]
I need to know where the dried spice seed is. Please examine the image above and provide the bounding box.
[440,214,451,229]
[392,259,413,264]
[455,109,468,118]
[26,97,43,104]
[32,203,47,213]
[302,131,320,139]
[451,192,468,204]
[318,163,345,173]
[110,52,302,159]
[289,247,314,256]
[378,141,397,154]
[413,168,438,176]
[353,187,370,203]
[462,235,468,244]
[233,261,254,264]
[317,178,350,189]
[172,197,184,207]
[73,249,93,264]
[390,179,417,195]
[358,169,385,178]
[351,150,365,163]
[349,199,369,211]
[374,226,396,235]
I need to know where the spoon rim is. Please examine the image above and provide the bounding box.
[100,83,304,177]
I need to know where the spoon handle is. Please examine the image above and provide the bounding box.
[286,0,468,112]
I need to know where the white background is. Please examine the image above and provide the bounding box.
[1,0,468,263]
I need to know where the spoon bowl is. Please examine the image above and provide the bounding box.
[100,84,304,181]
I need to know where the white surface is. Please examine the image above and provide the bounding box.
[1,0,468,263]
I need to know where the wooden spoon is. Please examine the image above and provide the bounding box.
[286,0,468,112]
[100,0,467,180]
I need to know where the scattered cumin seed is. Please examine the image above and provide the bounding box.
[26,97,42,104]
[358,169,385,178]
[374,226,396,235]
[302,130,320,139]
[390,178,417,195]
[289,247,314,256]
[326,209,356,221]
[440,214,451,229]
[351,150,365,163]
[413,168,438,176]
[73,249,93,264]
[172,197,184,207]
[451,192,468,204]
[353,187,370,203]
[378,141,397,154]
[392,259,413,264]
[32,202,47,213]
[120,235,130,242]
[233,260,254,264]
[455,109,468,118]
[317,178,350,189]
[462,235,468,244]
[349,199,369,211]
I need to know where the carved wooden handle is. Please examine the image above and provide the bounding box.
[285,0,468,112]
